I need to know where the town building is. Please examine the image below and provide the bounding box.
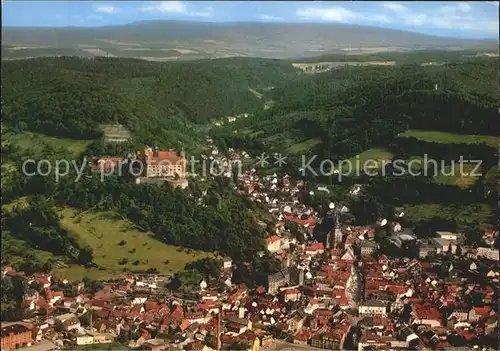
[476,247,499,260]
[419,243,438,258]
[360,241,378,257]
[267,268,290,295]
[436,231,458,241]
[55,313,81,331]
[359,300,388,316]
[1,323,33,350]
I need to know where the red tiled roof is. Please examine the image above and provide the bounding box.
[473,306,492,318]
[306,242,324,252]
[267,235,281,245]
[179,320,191,332]
[414,303,441,320]
[146,151,185,164]
[283,214,316,227]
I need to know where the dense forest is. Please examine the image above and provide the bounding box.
[213,58,497,159]
[1,54,497,288]
[2,56,298,144]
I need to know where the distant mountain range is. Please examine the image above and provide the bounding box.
[2,20,497,60]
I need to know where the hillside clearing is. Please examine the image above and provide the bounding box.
[404,203,493,224]
[398,130,498,148]
[57,207,213,280]
[434,163,482,189]
[342,148,394,174]
[286,138,322,154]
[3,129,92,157]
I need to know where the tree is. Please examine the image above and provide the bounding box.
[78,247,94,265]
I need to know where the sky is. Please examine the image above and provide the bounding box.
[2,1,499,39]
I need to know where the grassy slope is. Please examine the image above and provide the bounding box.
[5,130,92,156]
[56,207,213,281]
[342,148,394,173]
[434,163,482,189]
[286,138,321,154]
[398,129,498,148]
[397,129,496,189]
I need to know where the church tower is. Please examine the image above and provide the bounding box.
[333,212,343,247]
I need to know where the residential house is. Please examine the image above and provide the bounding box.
[468,306,493,323]
[431,238,456,254]
[358,333,387,351]
[305,242,325,256]
[267,269,290,295]
[55,313,81,331]
[225,317,252,335]
[76,334,94,346]
[222,257,233,271]
[419,243,438,258]
[448,308,469,322]
[436,231,458,241]
[411,303,441,327]
[360,241,378,257]
[476,247,499,260]
[288,313,305,331]
[266,236,281,253]
[282,288,301,303]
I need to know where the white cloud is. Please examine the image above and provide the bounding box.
[139,1,213,18]
[94,5,120,14]
[381,2,498,35]
[140,1,188,14]
[382,3,408,15]
[296,6,392,24]
[296,7,361,22]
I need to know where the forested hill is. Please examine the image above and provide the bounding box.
[2,56,298,142]
[216,57,498,160]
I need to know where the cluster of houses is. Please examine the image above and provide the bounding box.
[213,114,249,127]
[2,151,499,351]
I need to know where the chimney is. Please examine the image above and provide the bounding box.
[153,146,159,157]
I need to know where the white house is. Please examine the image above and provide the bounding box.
[359,300,387,316]
[266,236,281,253]
[476,247,499,260]
[76,334,94,346]
[436,231,458,241]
